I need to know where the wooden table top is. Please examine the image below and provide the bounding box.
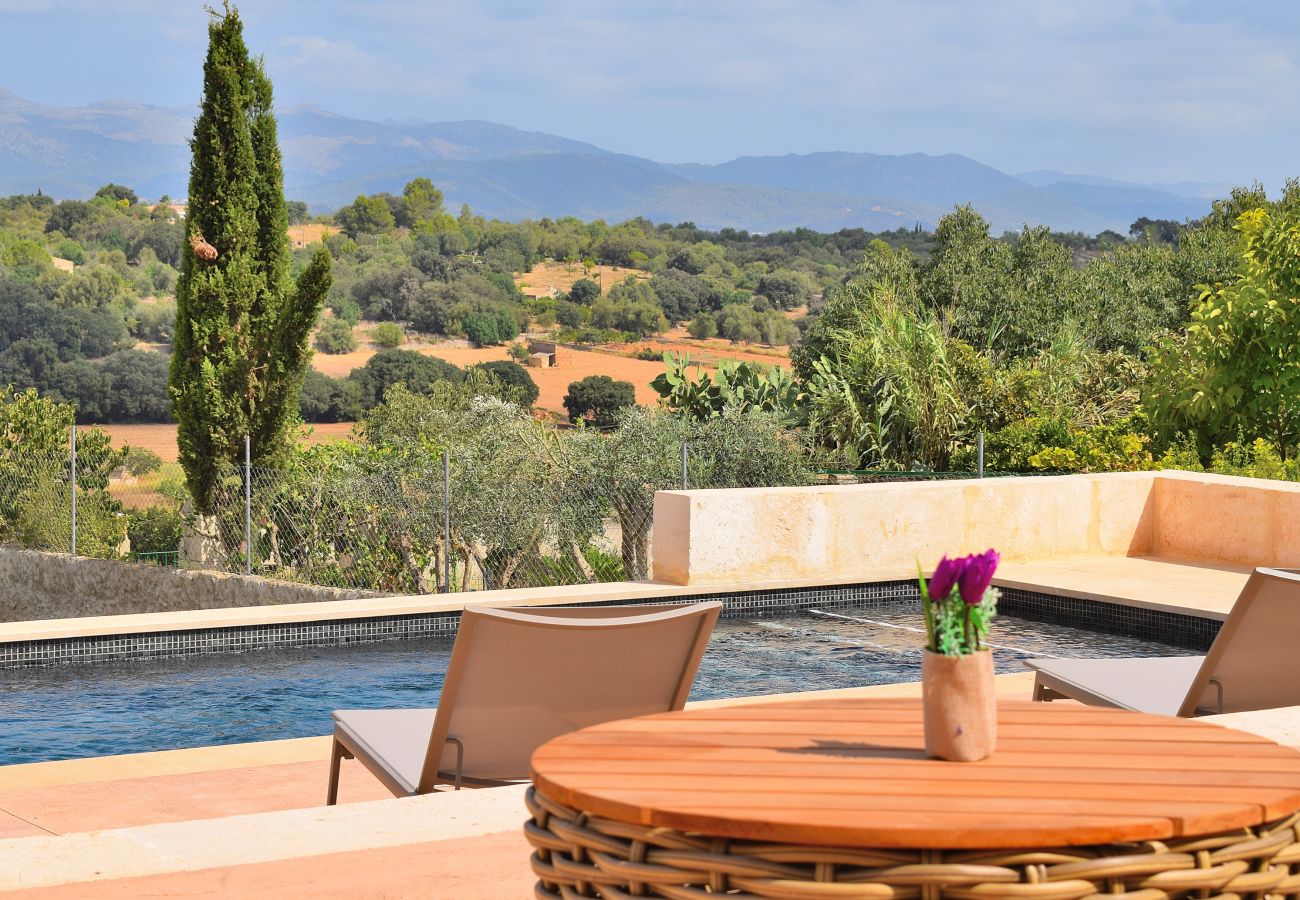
[530,697,1300,849]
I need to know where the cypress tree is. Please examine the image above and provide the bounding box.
[170,3,331,513]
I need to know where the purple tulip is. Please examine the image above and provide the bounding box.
[928,554,965,600]
[958,549,1000,605]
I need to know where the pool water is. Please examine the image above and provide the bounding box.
[0,605,1188,765]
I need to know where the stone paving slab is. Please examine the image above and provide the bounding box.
[997,554,1251,619]
[0,831,535,899]
[0,785,531,892]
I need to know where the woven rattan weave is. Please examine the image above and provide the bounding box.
[526,787,1300,899]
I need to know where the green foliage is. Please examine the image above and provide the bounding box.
[472,360,539,406]
[563,375,636,427]
[567,278,600,305]
[350,348,463,408]
[367,322,402,348]
[336,194,396,238]
[123,446,163,476]
[1147,193,1300,460]
[0,387,124,553]
[168,5,331,511]
[128,504,183,554]
[687,313,717,339]
[314,318,358,354]
[300,369,363,422]
[799,273,964,470]
[464,311,503,347]
[755,270,814,309]
[95,184,138,205]
[398,178,443,228]
[651,353,799,423]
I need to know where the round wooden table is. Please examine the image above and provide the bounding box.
[526,698,1300,898]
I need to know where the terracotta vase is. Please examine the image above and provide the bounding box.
[921,649,997,761]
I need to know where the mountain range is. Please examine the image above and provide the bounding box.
[0,87,1222,234]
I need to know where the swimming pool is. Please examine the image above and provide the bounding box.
[0,604,1188,765]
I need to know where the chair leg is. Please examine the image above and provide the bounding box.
[326,737,349,806]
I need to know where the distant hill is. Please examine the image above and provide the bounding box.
[0,88,1210,234]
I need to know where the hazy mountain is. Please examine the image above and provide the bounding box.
[1019,169,1235,202]
[0,88,1211,233]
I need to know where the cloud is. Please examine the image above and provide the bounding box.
[4,0,1299,185]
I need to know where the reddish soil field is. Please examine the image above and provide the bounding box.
[606,333,791,369]
[418,344,665,414]
[97,422,359,463]
[516,262,649,298]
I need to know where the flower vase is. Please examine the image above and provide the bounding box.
[921,649,997,761]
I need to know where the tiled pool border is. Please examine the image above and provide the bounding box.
[0,580,1219,669]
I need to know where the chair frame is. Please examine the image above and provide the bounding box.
[326,601,720,804]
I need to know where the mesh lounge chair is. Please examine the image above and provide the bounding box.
[1026,568,1300,717]
[326,601,722,804]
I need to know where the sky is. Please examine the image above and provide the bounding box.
[2,0,1298,187]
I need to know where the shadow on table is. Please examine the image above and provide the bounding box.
[781,739,926,760]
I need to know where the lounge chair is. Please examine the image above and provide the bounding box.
[326,601,722,803]
[1026,568,1300,717]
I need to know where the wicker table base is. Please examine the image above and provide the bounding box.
[526,788,1300,899]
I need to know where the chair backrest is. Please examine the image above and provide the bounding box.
[1179,568,1300,716]
[417,601,721,791]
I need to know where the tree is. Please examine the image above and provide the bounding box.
[169,3,333,512]
[44,200,91,235]
[315,318,358,354]
[369,322,404,348]
[285,200,309,224]
[336,194,395,237]
[568,278,600,305]
[463,312,501,347]
[756,271,813,310]
[95,183,138,205]
[300,369,363,422]
[1147,199,1300,459]
[1130,217,1180,245]
[350,349,462,408]
[97,349,171,421]
[472,360,539,406]
[688,312,717,339]
[399,177,443,227]
[563,375,636,427]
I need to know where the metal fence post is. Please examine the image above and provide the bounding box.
[442,448,451,593]
[977,432,985,479]
[680,442,688,491]
[244,434,252,576]
[69,425,77,556]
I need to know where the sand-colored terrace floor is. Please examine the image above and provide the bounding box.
[996,554,1253,619]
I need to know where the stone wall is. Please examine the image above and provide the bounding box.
[0,547,374,623]
[652,472,1159,586]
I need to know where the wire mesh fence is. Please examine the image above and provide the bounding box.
[0,430,1041,596]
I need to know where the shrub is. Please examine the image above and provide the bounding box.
[349,349,463,408]
[555,300,584,328]
[688,313,717,339]
[128,505,183,555]
[568,278,600,305]
[369,322,404,348]
[563,375,636,427]
[463,312,501,347]
[300,370,364,421]
[123,446,163,477]
[472,360,539,407]
[315,318,358,354]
